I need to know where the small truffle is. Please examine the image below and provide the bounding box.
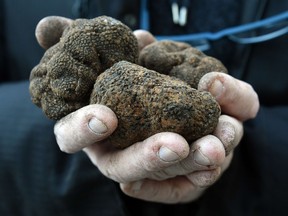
[139,40,228,88]
[29,16,139,120]
[90,61,221,149]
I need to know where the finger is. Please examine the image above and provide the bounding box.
[187,151,233,188]
[198,72,260,121]
[120,176,205,204]
[157,135,226,180]
[54,104,118,153]
[190,135,226,167]
[36,16,73,49]
[120,148,234,203]
[213,115,243,155]
[221,151,233,172]
[187,167,221,188]
[133,29,156,51]
[84,132,190,183]
[181,134,234,187]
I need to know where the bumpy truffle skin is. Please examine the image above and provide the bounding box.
[29,16,139,120]
[139,40,228,88]
[90,61,221,149]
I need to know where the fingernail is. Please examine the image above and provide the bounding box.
[158,147,180,162]
[210,79,224,99]
[194,149,211,166]
[88,118,108,135]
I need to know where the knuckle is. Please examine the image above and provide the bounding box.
[214,120,236,154]
[138,143,163,172]
[192,169,221,187]
[149,169,176,181]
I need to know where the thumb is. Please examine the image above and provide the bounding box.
[35,16,73,49]
[198,72,259,121]
[54,104,118,153]
[133,29,156,51]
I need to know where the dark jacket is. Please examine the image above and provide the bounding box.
[1,0,288,215]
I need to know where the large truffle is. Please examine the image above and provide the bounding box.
[29,16,139,120]
[90,61,221,149]
[139,40,228,88]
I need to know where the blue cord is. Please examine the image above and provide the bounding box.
[139,0,288,44]
[155,11,288,43]
[139,0,150,30]
[228,24,288,44]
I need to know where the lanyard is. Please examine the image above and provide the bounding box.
[140,0,288,50]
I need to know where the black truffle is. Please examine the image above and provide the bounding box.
[29,16,139,120]
[90,61,221,149]
[139,40,228,88]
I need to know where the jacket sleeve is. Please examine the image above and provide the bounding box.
[0,81,126,216]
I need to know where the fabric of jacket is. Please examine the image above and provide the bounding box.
[1,0,288,215]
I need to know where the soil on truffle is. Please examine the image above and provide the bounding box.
[29,16,228,149]
[29,16,139,120]
[139,40,228,88]
[90,61,221,149]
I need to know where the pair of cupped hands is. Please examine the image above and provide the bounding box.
[37,16,259,204]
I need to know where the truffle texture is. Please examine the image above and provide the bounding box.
[29,16,139,120]
[139,40,228,88]
[90,61,221,149]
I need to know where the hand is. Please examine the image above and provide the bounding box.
[53,66,258,204]
[37,16,259,203]
[55,109,243,204]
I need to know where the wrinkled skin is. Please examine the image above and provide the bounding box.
[36,17,259,204]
